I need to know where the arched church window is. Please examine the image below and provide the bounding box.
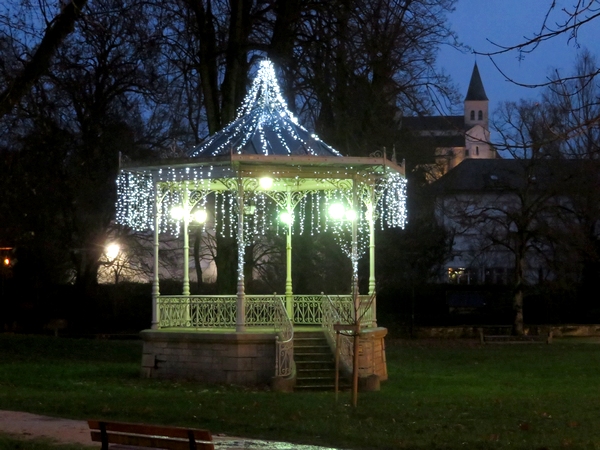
[476,146,479,155]
[478,110,483,120]
[470,110,475,120]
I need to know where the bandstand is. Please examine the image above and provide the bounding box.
[115,61,407,390]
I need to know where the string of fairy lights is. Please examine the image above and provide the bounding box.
[115,58,408,265]
[116,170,407,236]
[188,60,342,158]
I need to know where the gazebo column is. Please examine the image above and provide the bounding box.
[181,186,192,328]
[368,183,376,298]
[351,178,359,296]
[182,187,190,297]
[236,178,246,332]
[350,178,361,327]
[367,184,377,326]
[368,201,376,296]
[284,192,293,318]
[151,178,160,330]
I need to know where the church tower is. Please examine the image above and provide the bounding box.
[463,63,493,160]
[464,62,488,127]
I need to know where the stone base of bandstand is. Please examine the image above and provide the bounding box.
[139,327,388,390]
[357,327,388,384]
[140,330,278,386]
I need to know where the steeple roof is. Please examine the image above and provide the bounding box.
[464,63,488,101]
[189,60,341,158]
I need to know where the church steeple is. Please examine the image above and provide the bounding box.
[465,62,488,101]
[463,62,493,162]
[464,62,489,128]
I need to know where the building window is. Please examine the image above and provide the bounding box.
[448,267,477,285]
[484,267,515,285]
[478,110,483,120]
[476,146,479,155]
[465,149,469,156]
[470,110,475,120]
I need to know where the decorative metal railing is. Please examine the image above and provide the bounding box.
[292,295,325,324]
[321,294,354,375]
[159,295,275,328]
[157,294,376,328]
[293,294,375,326]
[273,294,294,378]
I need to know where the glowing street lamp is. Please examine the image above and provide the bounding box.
[328,203,346,220]
[279,211,293,225]
[170,206,208,224]
[328,202,356,221]
[106,243,120,260]
[192,209,208,223]
[259,176,274,190]
[170,206,185,221]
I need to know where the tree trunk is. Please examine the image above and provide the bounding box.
[215,235,237,294]
[0,0,88,119]
[193,228,203,292]
[221,0,251,123]
[513,249,526,335]
[513,288,524,336]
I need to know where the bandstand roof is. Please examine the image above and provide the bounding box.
[188,60,341,158]
[119,58,405,183]
[115,60,407,234]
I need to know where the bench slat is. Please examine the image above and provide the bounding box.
[90,431,213,450]
[88,420,214,450]
[88,420,212,441]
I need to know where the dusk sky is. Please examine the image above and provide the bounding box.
[437,0,600,115]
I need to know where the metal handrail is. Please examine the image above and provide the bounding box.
[322,294,354,376]
[273,294,294,378]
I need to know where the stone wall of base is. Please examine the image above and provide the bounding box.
[358,327,388,381]
[140,330,276,386]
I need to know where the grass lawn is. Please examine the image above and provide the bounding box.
[0,333,599,449]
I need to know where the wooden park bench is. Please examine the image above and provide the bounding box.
[479,328,553,344]
[88,420,214,450]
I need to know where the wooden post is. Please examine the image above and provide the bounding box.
[335,330,340,402]
[352,331,359,407]
[334,323,360,406]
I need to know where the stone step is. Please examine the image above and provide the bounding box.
[296,360,336,370]
[294,331,327,339]
[294,338,328,347]
[294,352,333,362]
[294,345,331,354]
[295,376,350,390]
[293,330,349,391]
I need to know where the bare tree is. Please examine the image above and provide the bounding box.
[0,0,168,292]
[477,1,600,141]
[0,0,89,119]
[435,159,568,335]
[542,49,600,159]
[1,0,463,293]
[166,0,462,291]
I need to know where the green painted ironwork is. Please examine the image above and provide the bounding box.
[273,294,294,377]
[292,295,324,324]
[322,294,354,375]
[157,294,375,328]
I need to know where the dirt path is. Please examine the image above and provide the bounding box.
[0,410,339,449]
[0,410,93,446]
